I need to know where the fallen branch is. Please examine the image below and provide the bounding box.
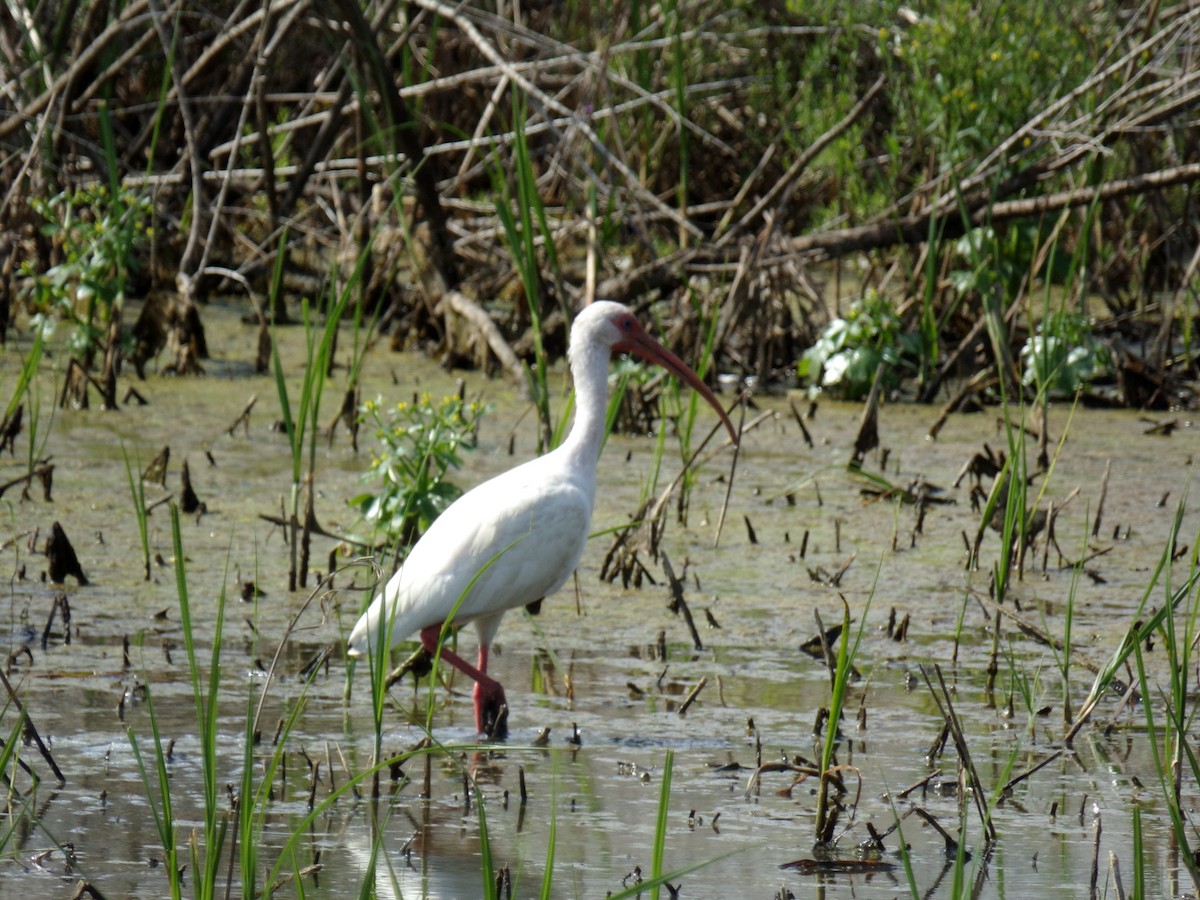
[442,291,528,393]
[772,162,1200,264]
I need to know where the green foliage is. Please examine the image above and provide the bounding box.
[21,185,151,358]
[352,392,486,545]
[883,1,1093,163]
[798,290,917,399]
[949,223,1063,300]
[767,1,1095,220]
[1020,311,1113,395]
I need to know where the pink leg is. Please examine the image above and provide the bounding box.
[420,625,508,737]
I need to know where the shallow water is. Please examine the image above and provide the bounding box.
[1,303,1197,897]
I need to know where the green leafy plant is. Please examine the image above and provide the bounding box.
[352,391,486,549]
[799,290,918,399]
[21,184,152,363]
[1020,310,1113,395]
[950,224,1041,303]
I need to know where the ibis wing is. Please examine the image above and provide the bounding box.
[347,461,592,654]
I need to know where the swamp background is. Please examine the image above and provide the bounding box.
[2,0,1200,897]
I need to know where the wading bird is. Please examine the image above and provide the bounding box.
[347,301,737,737]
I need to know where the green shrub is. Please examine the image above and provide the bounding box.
[798,290,918,399]
[351,392,486,546]
[1020,311,1113,396]
[21,185,151,359]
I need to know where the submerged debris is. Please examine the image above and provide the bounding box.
[779,858,898,875]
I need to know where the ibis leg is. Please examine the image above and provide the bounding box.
[420,626,508,738]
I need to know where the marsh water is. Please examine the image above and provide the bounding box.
[1,303,1198,898]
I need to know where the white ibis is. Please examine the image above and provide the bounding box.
[347,300,737,736]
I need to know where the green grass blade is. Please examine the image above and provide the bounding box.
[1069,486,1196,742]
[120,443,151,580]
[476,776,497,900]
[538,795,557,900]
[3,327,43,423]
[126,675,182,900]
[649,748,673,900]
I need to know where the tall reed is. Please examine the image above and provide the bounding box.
[0,708,40,853]
[666,0,688,247]
[125,504,228,897]
[815,590,872,844]
[271,260,352,590]
[2,329,50,483]
[122,501,333,897]
[490,90,559,452]
[1129,501,1200,883]
[1067,490,1199,744]
[649,748,674,900]
[121,444,152,581]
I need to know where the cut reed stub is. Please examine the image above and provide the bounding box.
[180,458,205,515]
[46,521,88,585]
[743,515,758,544]
[0,403,22,454]
[385,645,432,689]
[142,446,170,487]
[678,677,707,716]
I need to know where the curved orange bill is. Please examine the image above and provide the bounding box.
[615,322,739,444]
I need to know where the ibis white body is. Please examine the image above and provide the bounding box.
[347,301,735,735]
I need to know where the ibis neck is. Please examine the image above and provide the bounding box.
[559,337,612,471]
